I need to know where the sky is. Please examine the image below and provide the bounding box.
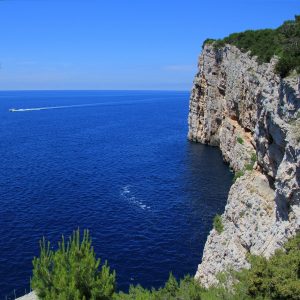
[0,0,299,91]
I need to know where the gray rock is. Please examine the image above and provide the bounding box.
[189,44,300,287]
[16,292,37,300]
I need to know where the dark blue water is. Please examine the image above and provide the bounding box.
[0,90,232,298]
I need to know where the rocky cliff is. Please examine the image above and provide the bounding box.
[188,44,300,287]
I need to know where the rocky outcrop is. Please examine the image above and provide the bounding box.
[17,292,36,300]
[188,44,300,287]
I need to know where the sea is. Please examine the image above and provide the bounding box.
[0,90,232,299]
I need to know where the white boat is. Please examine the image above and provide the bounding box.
[9,108,17,112]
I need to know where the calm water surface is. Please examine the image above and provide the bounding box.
[0,91,232,298]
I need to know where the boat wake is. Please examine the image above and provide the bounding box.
[8,97,181,113]
[120,185,150,210]
[9,103,109,112]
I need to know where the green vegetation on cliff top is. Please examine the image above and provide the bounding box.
[203,15,300,77]
[31,229,300,300]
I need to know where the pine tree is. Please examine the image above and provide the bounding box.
[31,229,116,300]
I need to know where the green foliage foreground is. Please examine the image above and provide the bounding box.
[31,229,115,300]
[31,230,300,299]
[203,15,300,77]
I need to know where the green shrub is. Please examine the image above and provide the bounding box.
[115,274,204,300]
[203,15,300,77]
[250,153,257,164]
[31,229,116,300]
[245,164,253,171]
[245,152,257,171]
[275,56,294,77]
[202,38,216,48]
[237,137,244,144]
[115,234,300,299]
[235,233,300,300]
[213,214,224,234]
[233,170,245,182]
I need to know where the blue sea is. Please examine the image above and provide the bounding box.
[0,90,232,299]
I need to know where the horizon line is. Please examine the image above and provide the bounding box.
[0,88,190,92]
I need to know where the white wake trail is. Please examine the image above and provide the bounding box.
[8,96,184,113]
[9,103,104,112]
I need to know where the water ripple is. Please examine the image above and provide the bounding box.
[0,91,232,298]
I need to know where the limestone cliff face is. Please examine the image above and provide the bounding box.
[188,44,300,287]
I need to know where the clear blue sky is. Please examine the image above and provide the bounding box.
[0,0,299,90]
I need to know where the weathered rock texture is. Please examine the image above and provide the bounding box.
[189,44,300,287]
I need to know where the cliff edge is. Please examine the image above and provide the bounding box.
[188,44,300,287]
